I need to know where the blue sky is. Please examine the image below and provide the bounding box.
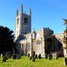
[0,0,67,34]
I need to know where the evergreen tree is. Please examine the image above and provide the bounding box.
[0,26,14,54]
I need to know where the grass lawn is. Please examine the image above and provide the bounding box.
[0,56,67,67]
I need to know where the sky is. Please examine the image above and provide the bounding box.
[0,0,67,34]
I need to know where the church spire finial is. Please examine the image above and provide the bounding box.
[16,9,18,16]
[28,8,31,16]
[20,4,23,14]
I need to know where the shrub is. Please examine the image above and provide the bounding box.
[35,54,37,58]
[29,56,32,60]
[8,54,11,58]
[64,57,67,65]
[56,52,58,59]
[48,53,52,60]
[38,54,41,59]
[32,51,35,57]
[16,55,21,59]
[6,56,8,60]
[12,54,16,59]
[45,53,48,59]
[6,53,11,59]
[32,56,35,62]
[56,56,58,59]
[28,53,30,57]
[2,56,7,62]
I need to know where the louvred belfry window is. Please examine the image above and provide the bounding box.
[24,17,28,24]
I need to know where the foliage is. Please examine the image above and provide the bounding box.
[35,54,37,58]
[29,56,32,60]
[48,53,52,60]
[27,53,30,57]
[2,56,7,62]
[45,53,48,59]
[32,56,35,62]
[0,26,14,53]
[32,51,35,57]
[38,54,41,59]
[12,54,16,59]
[64,57,67,65]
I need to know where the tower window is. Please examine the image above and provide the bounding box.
[24,17,28,24]
[17,18,19,24]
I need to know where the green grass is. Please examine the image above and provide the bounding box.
[0,56,67,67]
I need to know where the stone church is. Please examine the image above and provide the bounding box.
[14,5,64,57]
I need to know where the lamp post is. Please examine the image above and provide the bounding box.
[63,19,67,65]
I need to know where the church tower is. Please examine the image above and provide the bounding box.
[14,4,31,40]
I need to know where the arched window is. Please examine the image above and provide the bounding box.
[17,18,19,24]
[24,17,28,24]
[17,18,19,28]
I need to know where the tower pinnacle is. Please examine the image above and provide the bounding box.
[16,9,18,16]
[20,4,23,14]
[28,8,31,16]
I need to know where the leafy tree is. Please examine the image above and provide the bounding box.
[0,26,14,54]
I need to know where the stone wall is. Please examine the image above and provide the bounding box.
[20,28,53,57]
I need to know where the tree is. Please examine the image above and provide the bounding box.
[0,26,14,54]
